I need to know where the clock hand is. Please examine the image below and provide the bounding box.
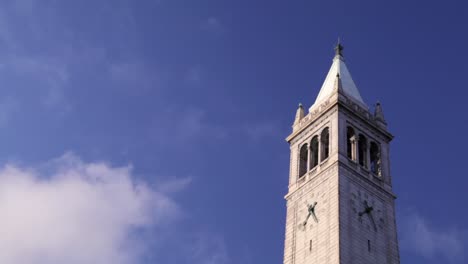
[358,207,368,216]
[368,212,377,231]
[303,212,311,226]
[364,200,371,210]
[311,202,317,209]
[358,201,373,216]
[302,202,318,226]
[311,210,319,223]
[309,202,318,223]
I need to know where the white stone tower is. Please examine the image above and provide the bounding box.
[283,43,400,264]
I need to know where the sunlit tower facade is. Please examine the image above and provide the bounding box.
[283,43,400,264]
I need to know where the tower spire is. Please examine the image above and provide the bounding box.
[310,41,366,111]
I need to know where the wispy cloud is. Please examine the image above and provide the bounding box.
[156,176,193,193]
[200,17,225,34]
[400,212,466,263]
[190,233,230,264]
[244,121,281,142]
[0,2,72,113]
[109,61,159,84]
[10,55,71,109]
[149,106,227,147]
[108,61,166,95]
[0,97,18,127]
[0,152,187,264]
[185,65,203,84]
[0,1,145,113]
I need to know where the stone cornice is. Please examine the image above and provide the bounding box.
[286,93,393,144]
[286,96,337,144]
[338,97,394,142]
[284,158,396,201]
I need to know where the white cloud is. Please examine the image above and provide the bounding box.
[0,152,183,264]
[400,212,466,262]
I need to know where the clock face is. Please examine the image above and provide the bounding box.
[350,189,385,231]
[297,190,325,230]
[294,186,330,262]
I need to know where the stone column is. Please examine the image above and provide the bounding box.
[318,134,322,164]
[350,136,357,161]
[366,141,371,170]
[377,146,382,176]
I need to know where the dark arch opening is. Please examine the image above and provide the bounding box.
[299,144,308,177]
[321,127,330,161]
[358,134,368,168]
[310,136,319,169]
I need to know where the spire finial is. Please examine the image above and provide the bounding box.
[334,38,344,57]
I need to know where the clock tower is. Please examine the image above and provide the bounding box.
[283,43,400,264]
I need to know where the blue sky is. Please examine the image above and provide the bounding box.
[0,0,466,263]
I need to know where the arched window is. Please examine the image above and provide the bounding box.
[299,144,308,177]
[347,127,356,160]
[370,142,381,176]
[310,136,319,169]
[321,127,330,161]
[358,134,368,168]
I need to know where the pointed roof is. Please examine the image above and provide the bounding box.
[309,43,366,111]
